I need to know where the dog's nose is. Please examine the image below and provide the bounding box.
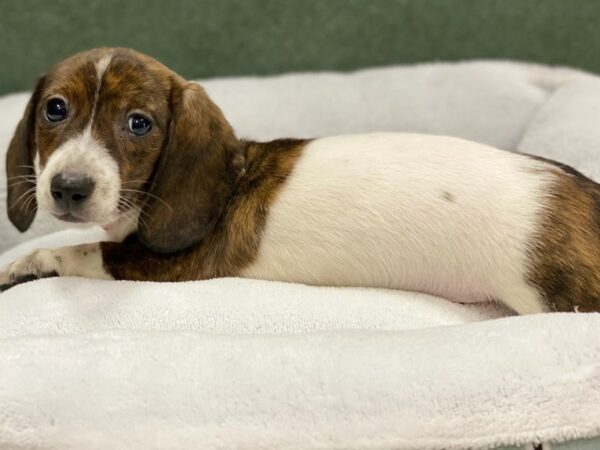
[50,173,95,209]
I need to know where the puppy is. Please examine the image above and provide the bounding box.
[2,47,600,315]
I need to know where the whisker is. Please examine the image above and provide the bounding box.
[133,207,150,231]
[7,175,37,181]
[122,200,151,219]
[120,189,173,213]
[23,193,37,214]
[118,196,135,207]
[116,197,151,232]
[126,196,152,218]
[7,180,36,189]
[124,205,150,222]
[121,180,149,186]
[136,210,151,221]
[137,216,149,231]
[9,186,37,210]
[118,197,142,215]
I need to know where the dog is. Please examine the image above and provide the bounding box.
[2,47,600,315]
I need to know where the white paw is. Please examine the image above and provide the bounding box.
[0,249,60,291]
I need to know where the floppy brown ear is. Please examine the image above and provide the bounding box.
[6,76,45,232]
[138,81,243,253]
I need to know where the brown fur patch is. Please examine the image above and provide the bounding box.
[528,157,600,312]
[101,138,308,281]
[34,57,98,167]
[5,78,43,231]
[137,80,244,253]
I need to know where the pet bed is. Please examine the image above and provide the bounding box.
[1,61,599,450]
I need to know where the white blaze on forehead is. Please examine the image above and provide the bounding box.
[95,52,113,79]
[86,51,114,130]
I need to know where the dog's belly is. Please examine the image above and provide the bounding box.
[241,133,552,314]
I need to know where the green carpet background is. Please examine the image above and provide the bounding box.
[1,0,599,95]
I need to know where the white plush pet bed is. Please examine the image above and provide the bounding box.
[1,61,600,450]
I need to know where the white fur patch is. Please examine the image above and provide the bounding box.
[89,51,114,125]
[36,128,121,224]
[95,53,113,80]
[0,243,112,285]
[242,133,553,315]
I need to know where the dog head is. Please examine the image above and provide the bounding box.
[6,48,244,253]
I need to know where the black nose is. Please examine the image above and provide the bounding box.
[50,173,95,210]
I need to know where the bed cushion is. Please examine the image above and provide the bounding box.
[1,61,600,450]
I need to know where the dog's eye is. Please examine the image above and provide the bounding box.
[44,98,68,122]
[128,114,152,136]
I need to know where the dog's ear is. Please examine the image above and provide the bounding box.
[6,76,46,232]
[138,81,243,253]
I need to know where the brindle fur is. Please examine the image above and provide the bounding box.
[101,138,307,281]
[528,156,600,312]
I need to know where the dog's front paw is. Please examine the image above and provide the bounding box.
[0,249,60,292]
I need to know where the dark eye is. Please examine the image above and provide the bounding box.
[44,98,68,122]
[128,114,152,136]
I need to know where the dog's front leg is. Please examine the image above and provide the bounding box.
[0,235,203,291]
[0,243,111,291]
